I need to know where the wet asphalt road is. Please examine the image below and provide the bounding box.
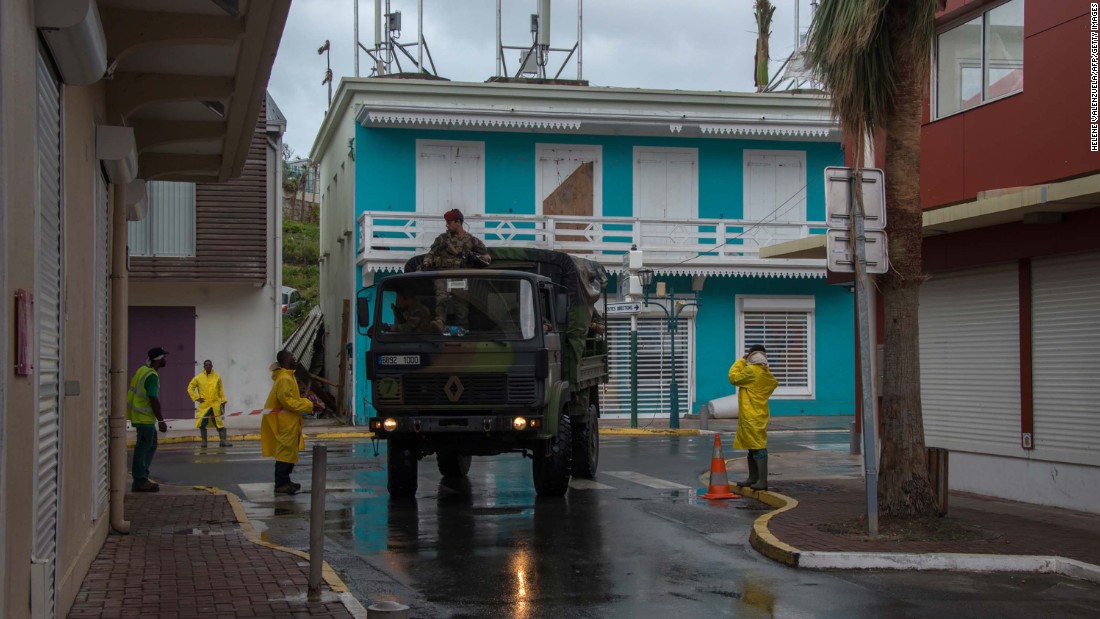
[151,433,1100,618]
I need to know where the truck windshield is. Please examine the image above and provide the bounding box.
[375,276,537,341]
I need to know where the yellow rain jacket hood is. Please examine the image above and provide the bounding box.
[188,370,227,428]
[260,368,313,464]
[728,355,779,450]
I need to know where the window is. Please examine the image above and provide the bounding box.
[536,144,602,216]
[415,140,485,216]
[632,147,698,251]
[127,181,196,257]
[737,296,814,397]
[743,150,807,246]
[935,0,1023,118]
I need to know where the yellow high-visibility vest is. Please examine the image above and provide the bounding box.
[127,365,159,425]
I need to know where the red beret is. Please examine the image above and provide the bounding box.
[444,209,463,222]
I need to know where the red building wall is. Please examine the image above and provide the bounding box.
[921,1,1096,210]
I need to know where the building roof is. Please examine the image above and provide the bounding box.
[311,77,839,161]
[98,0,291,182]
[266,92,287,133]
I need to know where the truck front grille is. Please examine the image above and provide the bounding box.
[400,373,536,406]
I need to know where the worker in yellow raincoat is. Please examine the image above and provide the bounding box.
[187,359,232,448]
[261,350,314,494]
[729,344,779,490]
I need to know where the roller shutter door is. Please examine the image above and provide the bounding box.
[93,173,110,518]
[32,47,63,619]
[600,316,693,419]
[919,263,1020,455]
[1031,251,1100,466]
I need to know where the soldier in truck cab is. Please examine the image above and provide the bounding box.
[389,291,433,333]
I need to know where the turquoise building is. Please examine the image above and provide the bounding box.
[310,79,853,423]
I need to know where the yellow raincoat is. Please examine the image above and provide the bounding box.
[728,357,779,450]
[188,370,227,429]
[260,368,313,464]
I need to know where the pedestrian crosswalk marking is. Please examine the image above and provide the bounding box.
[568,478,615,490]
[602,471,691,489]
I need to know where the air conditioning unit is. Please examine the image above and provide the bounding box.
[36,0,108,86]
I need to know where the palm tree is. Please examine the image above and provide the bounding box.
[753,1,776,92]
[805,0,945,517]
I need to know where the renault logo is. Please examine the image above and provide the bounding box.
[443,376,464,402]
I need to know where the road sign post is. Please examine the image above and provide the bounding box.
[825,166,885,537]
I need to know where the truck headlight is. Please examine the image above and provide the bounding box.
[383,418,398,432]
[512,417,528,431]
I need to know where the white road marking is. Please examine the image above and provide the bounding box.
[797,443,852,451]
[602,471,691,490]
[568,478,616,490]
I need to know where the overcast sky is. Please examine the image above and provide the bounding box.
[269,0,820,156]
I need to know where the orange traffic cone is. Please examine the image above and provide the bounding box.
[701,434,740,500]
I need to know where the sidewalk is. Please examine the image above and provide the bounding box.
[68,485,365,619]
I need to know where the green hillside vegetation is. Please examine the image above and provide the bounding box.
[282,220,319,340]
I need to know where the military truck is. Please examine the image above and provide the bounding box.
[358,248,608,498]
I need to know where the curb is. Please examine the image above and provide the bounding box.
[742,483,1100,584]
[128,430,375,448]
[601,428,699,436]
[196,485,369,618]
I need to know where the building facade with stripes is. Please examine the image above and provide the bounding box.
[310,79,856,425]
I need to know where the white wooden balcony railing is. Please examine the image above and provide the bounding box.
[356,212,825,274]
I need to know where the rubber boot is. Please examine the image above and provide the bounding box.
[750,456,768,491]
[199,427,208,448]
[218,427,233,447]
[737,455,758,487]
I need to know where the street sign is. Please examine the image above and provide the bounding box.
[824,167,886,231]
[606,302,642,315]
[826,229,889,274]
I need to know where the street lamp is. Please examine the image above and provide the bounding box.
[639,275,699,430]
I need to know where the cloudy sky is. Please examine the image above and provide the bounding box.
[269,0,819,156]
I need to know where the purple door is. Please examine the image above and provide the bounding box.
[128,306,196,420]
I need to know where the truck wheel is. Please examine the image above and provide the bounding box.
[571,404,599,479]
[437,453,472,478]
[387,439,418,498]
[532,409,572,496]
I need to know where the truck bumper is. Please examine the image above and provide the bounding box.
[369,414,545,435]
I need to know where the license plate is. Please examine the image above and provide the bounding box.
[378,355,420,366]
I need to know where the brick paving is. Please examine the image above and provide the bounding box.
[768,478,1100,565]
[68,487,354,619]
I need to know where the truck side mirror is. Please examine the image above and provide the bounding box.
[554,293,569,328]
[356,293,371,333]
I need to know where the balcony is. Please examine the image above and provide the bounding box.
[357,212,826,277]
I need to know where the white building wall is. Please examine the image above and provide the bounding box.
[315,95,362,409]
[949,451,1100,514]
[130,282,278,420]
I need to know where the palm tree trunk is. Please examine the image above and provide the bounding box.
[877,2,937,517]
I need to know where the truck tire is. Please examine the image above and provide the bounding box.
[532,409,572,496]
[437,452,472,478]
[571,404,599,479]
[387,439,418,498]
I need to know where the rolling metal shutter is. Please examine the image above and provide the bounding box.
[32,48,63,619]
[601,316,693,419]
[1031,251,1100,466]
[93,173,110,519]
[919,263,1020,455]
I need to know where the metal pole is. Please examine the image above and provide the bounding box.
[308,444,328,599]
[418,0,424,73]
[577,0,583,80]
[851,171,878,536]
[669,307,679,430]
[374,0,383,75]
[496,0,502,77]
[354,0,360,77]
[630,314,638,429]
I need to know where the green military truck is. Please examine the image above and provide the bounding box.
[358,248,608,498]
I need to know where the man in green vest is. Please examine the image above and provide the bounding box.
[128,346,170,492]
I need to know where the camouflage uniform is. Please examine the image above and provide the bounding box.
[391,299,434,333]
[423,231,490,327]
[422,231,490,270]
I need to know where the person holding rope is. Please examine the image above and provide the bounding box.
[187,359,233,448]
